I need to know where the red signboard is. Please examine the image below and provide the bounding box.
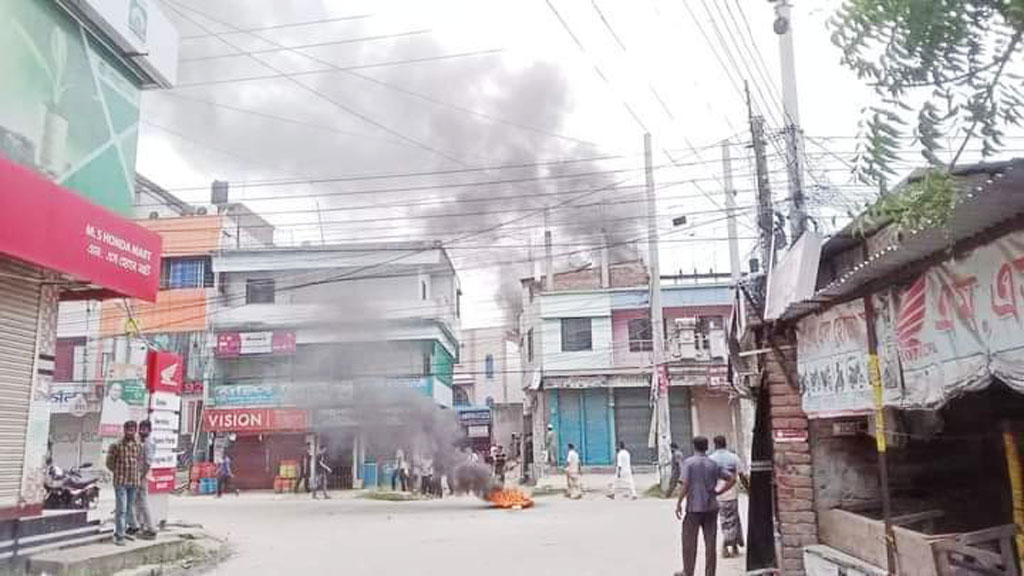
[148,467,176,494]
[182,381,204,396]
[203,408,309,433]
[215,331,297,357]
[0,158,161,301]
[146,351,183,394]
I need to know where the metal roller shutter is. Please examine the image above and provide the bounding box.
[614,388,654,467]
[669,387,694,456]
[0,259,42,510]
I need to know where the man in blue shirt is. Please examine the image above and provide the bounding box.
[674,436,736,576]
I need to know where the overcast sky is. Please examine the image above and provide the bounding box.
[139,0,1024,328]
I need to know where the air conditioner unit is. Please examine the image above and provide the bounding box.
[694,350,709,361]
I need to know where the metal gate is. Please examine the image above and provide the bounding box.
[0,259,42,511]
[614,388,654,466]
[550,389,612,465]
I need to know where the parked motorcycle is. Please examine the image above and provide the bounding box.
[44,461,100,510]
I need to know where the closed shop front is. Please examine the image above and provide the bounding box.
[547,387,611,466]
[229,433,307,490]
[614,388,653,467]
[0,259,43,513]
[669,387,695,454]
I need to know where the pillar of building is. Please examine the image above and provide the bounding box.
[765,339,817,576]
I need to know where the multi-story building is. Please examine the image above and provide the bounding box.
[453,327,523,452]
[520,260,733,468]
[204,243,460,489]
[0,0,178,520]
[50,179,272,470]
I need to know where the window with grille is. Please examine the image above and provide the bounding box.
[245,278,276,304]
[161,257,213,289]
[627,318,653,352]
[561,318,593,352]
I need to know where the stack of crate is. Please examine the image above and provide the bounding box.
[190,462,218,495]
[274,460,298,493]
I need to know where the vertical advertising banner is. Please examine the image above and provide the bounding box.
[146,350,181,493]
[99,363,148,436]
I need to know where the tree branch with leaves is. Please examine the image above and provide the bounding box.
[829,0,1024,234]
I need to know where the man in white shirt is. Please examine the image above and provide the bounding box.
[608,441,638,500]
[565,443,582,499]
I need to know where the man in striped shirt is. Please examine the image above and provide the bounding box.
[106,420,141,546]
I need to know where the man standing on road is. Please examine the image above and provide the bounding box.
[608,441,638,500]
[106,420,141,546]
[666,442,686,497]
[674,436,736,576]
[543,424,556,476]
[709,435,748,558]
[217,452,235,497]
[128,420,157,540]
[392,448,409,492]
[565,443,582,499]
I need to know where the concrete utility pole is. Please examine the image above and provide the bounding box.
[722,140,741,281]
[747,84,774,269]
[773,0,807,241]
[644,133,671,490]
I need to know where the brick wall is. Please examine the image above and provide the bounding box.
[765,339,818,576]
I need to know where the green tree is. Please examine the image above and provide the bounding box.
[829,0,1024,231]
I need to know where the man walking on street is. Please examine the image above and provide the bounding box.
[565,443,582,499]
[710,435,748,558]
[674,436,736,576]
[313,445,331,499]
[543,424,556,477]
[608,441,638,500]
[128,420,157,540]
[106,420,141,546]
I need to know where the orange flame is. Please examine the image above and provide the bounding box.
[488,489,534,509]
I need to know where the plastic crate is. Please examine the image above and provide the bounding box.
[278,460,298,479]
[199,477,218,495]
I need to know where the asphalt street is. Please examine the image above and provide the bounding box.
[161,490,747,576]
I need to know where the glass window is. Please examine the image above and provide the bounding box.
[627,318,653,352]
[560,318,592,352]
[484,354,494,379]
[161,258,211,289]
[246,278,275,304]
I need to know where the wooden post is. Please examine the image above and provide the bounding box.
[864,294,898,575]
[1003,422,1024,570]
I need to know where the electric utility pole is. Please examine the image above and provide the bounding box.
[722,140,741,281]
[645,133,671,491]
[773,0,807,241]
[747,84,774,269]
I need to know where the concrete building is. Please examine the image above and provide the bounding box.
[50,178,273,471]
[205,243,460,489]
[0,0,178,522]
[453,327,523,452]
[520,260,733,469]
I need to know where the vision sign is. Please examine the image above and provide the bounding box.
[203,408,308,433]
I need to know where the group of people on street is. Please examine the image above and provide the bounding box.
[292,442,332,498]
[391,447,451,498]
[105,420,157,546]
[670,435,748,576]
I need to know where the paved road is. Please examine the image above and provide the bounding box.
[164,490,747,576]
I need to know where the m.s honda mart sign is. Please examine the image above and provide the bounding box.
[0,159,161,301]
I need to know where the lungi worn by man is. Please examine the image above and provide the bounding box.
[674,436,735,576]
[710,435,748,558]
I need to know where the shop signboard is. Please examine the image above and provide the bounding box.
[215,331,296,357]
[467,425,490,438]
[203,408,309,433]
[210,383,280,407]
[182,380,204,396]
[147,467,175,494]
[49,382,98,415]
[798,229,1024,416]
[149,391,180,412]
[457,408,492,424]
[149,410,179,431]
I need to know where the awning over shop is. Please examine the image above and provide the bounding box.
[0,158,161,301]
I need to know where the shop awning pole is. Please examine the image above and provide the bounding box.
[863,294,897,575]
[1002,422,1024,570]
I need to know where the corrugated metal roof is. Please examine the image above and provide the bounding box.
[780,158,1024,321]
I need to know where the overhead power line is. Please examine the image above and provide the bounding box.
[179,29,434,63]
[178,12,374,40]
